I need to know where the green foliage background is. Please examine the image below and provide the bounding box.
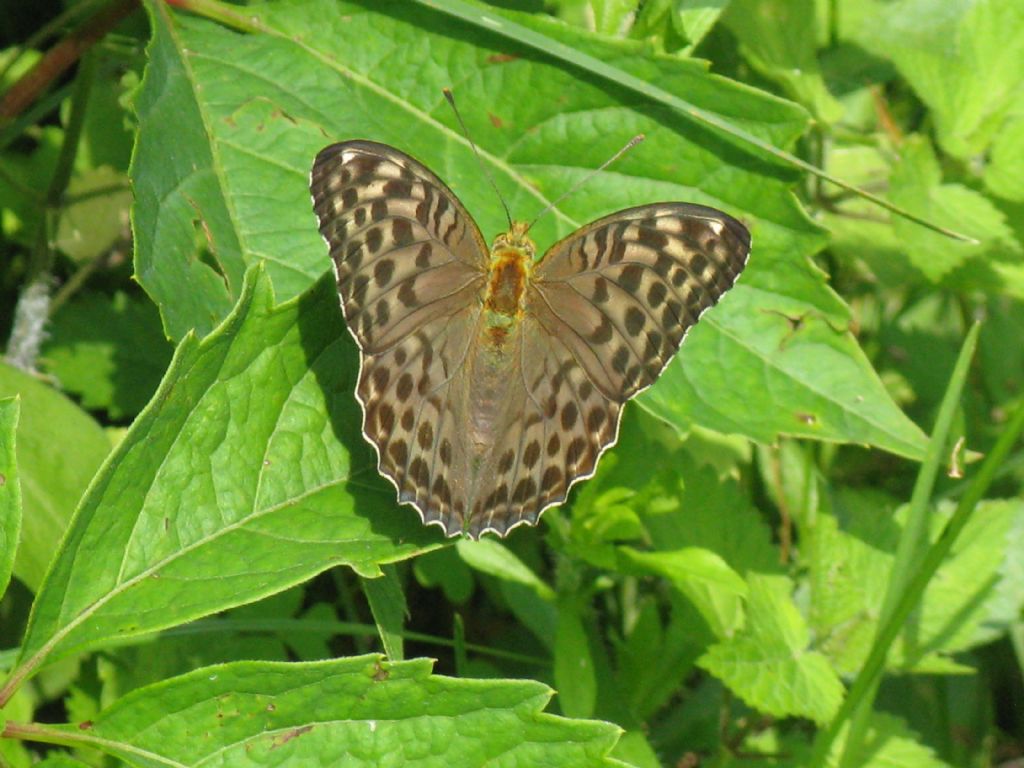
[0,0,1022,766]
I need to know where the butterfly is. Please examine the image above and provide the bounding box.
[310,139,750,538]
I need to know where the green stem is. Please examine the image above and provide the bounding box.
[163,0,265,33]
[2,720,176,766]
[29,51,97,281]
[830,321,979,765]
[0,82,73,152]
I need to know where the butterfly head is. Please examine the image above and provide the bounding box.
[491,220,536,262]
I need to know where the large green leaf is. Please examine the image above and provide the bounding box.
[13,268,438,684]
[639,286,929,458]
[131,0,926,459]
[44,656,625,767]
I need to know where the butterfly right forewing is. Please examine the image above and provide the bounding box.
[531,203,751,402]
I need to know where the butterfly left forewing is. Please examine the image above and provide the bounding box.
[311,141,489,354]
[530,203,751,402]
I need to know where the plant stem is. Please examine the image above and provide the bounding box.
[5,52,96,370]
[0,0,138,121]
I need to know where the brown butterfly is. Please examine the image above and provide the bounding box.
[310,137,749,538]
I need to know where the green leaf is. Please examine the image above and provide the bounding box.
[913,499,1024,659]
[842,0,1024,159]
[698,574,844,724]
[619,547,747,638]
[888,136,1020,282]
[807,493,897,677]
[0,363,110,593]
[0,397,20,600]
[130,1,244,338]
[41,291,172,420]
[47,655,624,767]
[12,267,439,684]
[640,285,930,459]
[362,564,407,661]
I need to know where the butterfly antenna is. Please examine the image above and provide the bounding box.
[443,88,513,230]
[527,134,645,232]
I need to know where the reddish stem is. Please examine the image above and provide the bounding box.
[0,0,140,121]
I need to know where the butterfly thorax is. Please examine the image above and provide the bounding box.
[483,221,535,332]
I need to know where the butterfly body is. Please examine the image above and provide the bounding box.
[311,140,751,538]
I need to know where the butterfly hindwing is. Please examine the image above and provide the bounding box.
[462,314,622,537]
